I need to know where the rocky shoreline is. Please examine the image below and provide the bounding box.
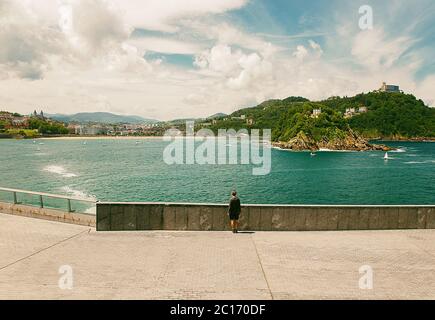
[273,130,393,152]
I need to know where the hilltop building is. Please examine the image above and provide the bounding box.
[378,82,401,93]
[32,110,46,120]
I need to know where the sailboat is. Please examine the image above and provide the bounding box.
[384,152,389,161]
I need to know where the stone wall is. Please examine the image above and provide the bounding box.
[96,203,435,232]
[0,201,96,227]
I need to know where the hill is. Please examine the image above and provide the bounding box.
[206,93,435,151]
[48,112,159,124]
[320,92,434,139]
[207,113,228,120]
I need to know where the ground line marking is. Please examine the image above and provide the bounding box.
[251,233,274,300]
[0,229,91,272]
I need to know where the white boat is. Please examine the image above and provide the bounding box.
[384,152,389,160]
[310,152,317,157]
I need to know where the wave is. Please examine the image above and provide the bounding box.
[404,160,435,164]
[61,186,97,202]
[43,165,78,178]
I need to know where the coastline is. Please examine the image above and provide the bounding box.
[1,134,434,143]
[38,136,165,140]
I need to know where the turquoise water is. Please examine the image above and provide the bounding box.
[0,139,434,205]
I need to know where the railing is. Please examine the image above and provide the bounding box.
[0,187,97,215]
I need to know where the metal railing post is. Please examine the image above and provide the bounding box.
[0,187,96,215]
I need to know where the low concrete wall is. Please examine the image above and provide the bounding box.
[96,202,435,232]
[0,201,96,227]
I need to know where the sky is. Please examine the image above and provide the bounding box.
[0,0,434,121]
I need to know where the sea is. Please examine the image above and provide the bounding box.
[0,138,434,214]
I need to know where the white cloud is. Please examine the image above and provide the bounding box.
[63,0,131,54]
[309,40,323,56]
[111,0,247,32]
[128,37,203,55]
[351,28,414,71]
[0,0,67,80]
[293,45,308,60]
[194,44,241,75]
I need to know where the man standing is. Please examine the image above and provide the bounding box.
[228,191,241,233]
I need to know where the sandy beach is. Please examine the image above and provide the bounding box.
[38,136,165,141]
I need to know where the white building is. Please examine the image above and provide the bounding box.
[312,109,322,118]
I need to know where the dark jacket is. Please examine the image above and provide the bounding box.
[228,196,241,215]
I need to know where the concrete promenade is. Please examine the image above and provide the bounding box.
[1,213,435,300]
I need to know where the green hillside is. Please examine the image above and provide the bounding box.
[320,92,435,138]
[208,92,435,142]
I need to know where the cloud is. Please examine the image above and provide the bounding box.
[128,37,203,55]
[351,28,415,71]
[309,40,323,56]
[293,45,308,60]
[111,0,248,32]
[0,0,65,80]
[194,44,241,75]
[62,0,131,54]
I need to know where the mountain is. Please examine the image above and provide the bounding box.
[47,112,159,124]
[207,93,435,150]
[207,112,228,120]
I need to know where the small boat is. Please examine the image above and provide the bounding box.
[384,152,389,160]
[310,152,317,157]
[83,141,87,145]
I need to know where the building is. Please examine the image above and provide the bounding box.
[231,114,247,121]
[378,82,401,93]
[0,112,13,121]
[12,117,29,127]
[32,110,46,120]
[312,109,322,118]
[246,118,254,126]
[73,125,108,136]
[344,108,356,118]
[358,107,368,113]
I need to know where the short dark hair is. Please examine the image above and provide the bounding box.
[232,191,237,196]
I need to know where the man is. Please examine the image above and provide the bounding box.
[228,191,241,233]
